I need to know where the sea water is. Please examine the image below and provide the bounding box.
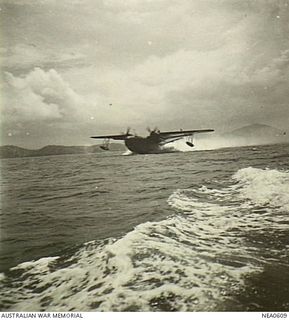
[0,143,289,311]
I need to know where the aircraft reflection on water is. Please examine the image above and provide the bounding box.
[91,127,214,154]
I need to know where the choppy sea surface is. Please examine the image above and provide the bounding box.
[0,143,289,311]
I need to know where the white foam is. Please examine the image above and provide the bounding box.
[2,167,288,311]
[122,150,133,156]
[170,136,247,152]
[1,208,259,311]
[10,256,59,271]
[233,167,289,212]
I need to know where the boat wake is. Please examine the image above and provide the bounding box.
[1,167,288,311]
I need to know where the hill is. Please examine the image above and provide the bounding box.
[225,123,286,138]
[222,123,287,145]
[0,143,126,159]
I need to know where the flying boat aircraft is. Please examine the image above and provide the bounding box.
[91,127,214,154]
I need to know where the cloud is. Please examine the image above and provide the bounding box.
[0,0,82,6]
[162,47,289,130]
[0,0,247,72]
[61,40,289,136]
[2,0,288,74]
[252,49,289,83]
[1,0,289,147]
[1,66,145,135]
[2,68,87,123]
[0,44,86,72]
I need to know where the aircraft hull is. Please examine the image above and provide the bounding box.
[125,137,176,154]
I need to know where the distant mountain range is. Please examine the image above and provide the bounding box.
[0,124,287,159]
[220,123,287,145]
[223,123,287,139]
[0,143,126,159]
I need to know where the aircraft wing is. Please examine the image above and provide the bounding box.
[158,129,214,145]
[90,133,133,141]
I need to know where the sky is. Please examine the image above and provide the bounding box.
[0,0,289,148]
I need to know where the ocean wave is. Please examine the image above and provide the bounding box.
[233,167,289,212]
[1,167,288,312]
[0,214,257,311]
[169,167,289,213]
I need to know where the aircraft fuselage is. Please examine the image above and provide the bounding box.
[124,136,175,154]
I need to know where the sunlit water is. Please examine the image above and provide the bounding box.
[0,143,289,311]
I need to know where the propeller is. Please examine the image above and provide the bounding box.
[121,127,131,136]
[147,126,159,133]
